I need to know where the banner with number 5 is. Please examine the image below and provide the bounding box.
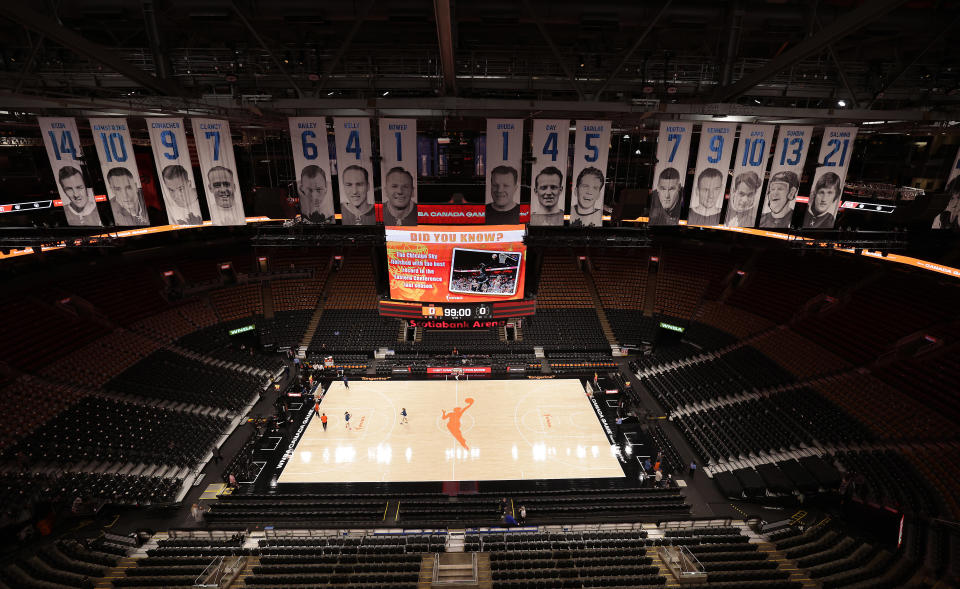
[289,117,334,224]
[529,120,570,226]
[650,121,693,225]
[759,125,812,230]
[334,117,375,225]
[484,119,524,225]
[803,126,858,229]
[38,117,103,227]
[725,124,774,228]
[90,118,148,226]
[191,118,246,226]
[378,118,418,226]
[570,120,611,227]
[146,118,202,226]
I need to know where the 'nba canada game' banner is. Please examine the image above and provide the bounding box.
[529,119,570,226]
[725,124,774,228]
[378,118,418,226]
[333,117,375,225]
[803,126,859,229]
[688,123,736,226]
[570,120,611,227]
[484,119,524,224]
[650,121,693,225]
[38,117,103,227]
[759,125,813,230]
[89,118,148,226]
[191,118,246,225]
[288,117,334,224]
[385,225,527,303]
[146,118,202,226]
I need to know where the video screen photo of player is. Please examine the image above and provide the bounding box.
[449,249,522,297]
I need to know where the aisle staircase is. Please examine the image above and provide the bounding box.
[228,555,260,587]
[580,264,619,349]
[298,266,340,351]
[94,556,136,589]
[756,541,819,589]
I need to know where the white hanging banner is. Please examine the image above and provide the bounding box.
[759,125,813,229]
[725,124,775,228]
[38,117,102,227]
[146,118,202,226]
[688,123,736,226]
[650,121,693,225]
[803,126,859,229]
[89,118,148,226]
[333,117,375,225]
[289,117,334,224]
[378,118,418,226]
[949,145,960,186]
[191,118,245,226]
[933,145,960,229]
[484,118,524,224]
[570,120,611,227]
[529,119,569,226]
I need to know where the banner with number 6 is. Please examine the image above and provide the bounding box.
[191,118,246,226]
[146,118,203,226]
[333,117,375,225]
[89,118,148,226]
[650,121,693,226]
[725,124,774,228]
[484,118,524,225]
[803,126,858,229]
[759,125,812,230]
[38,117,102,227]
[378,118,418,226]
[289,117,334,224]
[529,120,570,226]
[570,120,611,227]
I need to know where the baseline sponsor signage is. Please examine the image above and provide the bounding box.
[191,118,246,225]
[760,125,812,229]
[570,120,611,227]
[650,121,693,225]
[147,118,203,225]
[804,126,859,229]
[725,124,775,228]
[38,117,103,227]
[333,117,375,225]
[484,119,524,224]
[90,118,148,226]
[426,366,492,375]
[379,118,418,226]
[289,116,334,224]
[688,123,736,226]
[529,119,569,226]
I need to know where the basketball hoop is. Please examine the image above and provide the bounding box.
[451,367,465,381]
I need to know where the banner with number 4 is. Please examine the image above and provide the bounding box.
[530,120,569,226]
[334,117,376,225]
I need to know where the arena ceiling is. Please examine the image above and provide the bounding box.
[0,0,957,134]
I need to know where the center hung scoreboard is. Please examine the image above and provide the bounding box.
[378,225,537,327]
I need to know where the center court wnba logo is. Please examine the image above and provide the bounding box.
[442,397,474,450]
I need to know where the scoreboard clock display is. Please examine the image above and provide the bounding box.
[421,303,493,319]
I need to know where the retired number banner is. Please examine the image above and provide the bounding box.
[289,117,334,224]
[485,119,524,225]
[570,120,611,227]
[90,118,148,226]
[333,117,375,225]
[650,121,693,225]
[759,125,813,230]
[688,123,736,226]
[146,118,202,226]
[38,117,102,227]
[379,118,418,226]
[933,145,960,229]
[803,126,859,229]
[529,119,569,226]
[725,124,774,228]
[191,118,246,226]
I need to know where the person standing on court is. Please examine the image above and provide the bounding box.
[320,413,328,431]
[344,411,351,430]
[314,400,321,417]
[400,408,408,425]
[342,374,349,389]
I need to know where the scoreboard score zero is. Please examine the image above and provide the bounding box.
[421,303,493,319]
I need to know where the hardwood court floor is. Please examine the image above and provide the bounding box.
[277,379,624,483]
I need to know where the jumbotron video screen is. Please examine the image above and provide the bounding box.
[385,225,526,303]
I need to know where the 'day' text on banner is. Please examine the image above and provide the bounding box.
[289,117,334,224]
[650,121,693,225]
[570,120,611,227]
[90,118,148,227]
[38,117,102,227]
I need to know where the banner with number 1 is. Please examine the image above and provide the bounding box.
[484,119,524,225]
[38,117,103,227]
[379,118,418,226]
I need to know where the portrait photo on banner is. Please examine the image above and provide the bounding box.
[334,117,376,225]
[569,120,611,227]
[289,117,335,224]
[802,126,858,230]
[649,121,693,226]
[484,118,524,225]
[191,118,246,226]
[724,124,774,228]
[146,118,203,226]
[90,118,149,227]
[379,118,418,226]
[688,122,736,226]
[529,119,569,226]
[38,117,103,227]
[759,126,812,230]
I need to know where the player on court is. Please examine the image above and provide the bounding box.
[400,408,408,425]
[344,411,351,430]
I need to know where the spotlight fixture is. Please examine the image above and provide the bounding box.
[837,99,846,107]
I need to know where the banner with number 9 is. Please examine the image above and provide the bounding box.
[333,117,376,225]
[146,118,203,226]
[689,122,736,226]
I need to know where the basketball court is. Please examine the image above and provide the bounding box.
[276,379,625,483]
